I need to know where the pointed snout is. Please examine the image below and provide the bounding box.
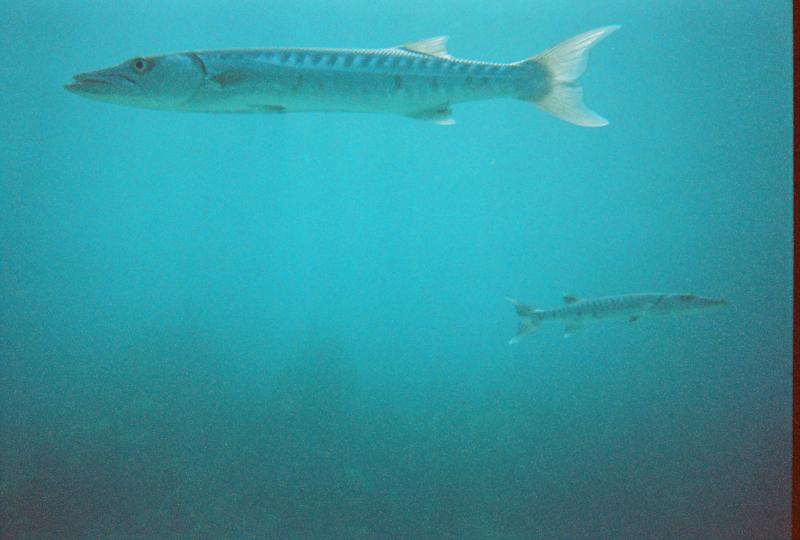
[64,69,137,97]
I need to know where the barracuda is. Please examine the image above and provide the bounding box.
[506,293,728,343]
[65,26,619,126]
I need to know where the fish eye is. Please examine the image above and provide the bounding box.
[131,58,150,73]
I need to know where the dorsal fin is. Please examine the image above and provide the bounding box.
[563,294,581,304]
[397,36,451,58]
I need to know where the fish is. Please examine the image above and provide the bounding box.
[64,26,619,126]
[506,293,728,344]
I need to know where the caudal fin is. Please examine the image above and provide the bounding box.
[505,297,541,344]
[520,26,620,127]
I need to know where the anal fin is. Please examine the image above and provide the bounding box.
[406,106,455,125]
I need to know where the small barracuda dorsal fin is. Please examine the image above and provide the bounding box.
[563,294,581,304]
[397,36,451,58]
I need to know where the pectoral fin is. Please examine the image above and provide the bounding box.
[210,70,250,88]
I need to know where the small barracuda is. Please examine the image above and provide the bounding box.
[65,26,619,126]
[506,293,727,343]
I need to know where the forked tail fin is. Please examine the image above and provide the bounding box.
[520,26,620,127]
[505,297,542,344]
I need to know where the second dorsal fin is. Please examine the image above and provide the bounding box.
[563,295,581,304]
[397,36,451,58]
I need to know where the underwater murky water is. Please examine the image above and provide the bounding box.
[0,1,792,538]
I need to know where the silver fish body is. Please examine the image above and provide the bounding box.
[506,293,727,343]
[66,27,619,126]
[182,47,536,117]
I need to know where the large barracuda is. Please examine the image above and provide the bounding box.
[506,293,727,344]
[65,26,619,126]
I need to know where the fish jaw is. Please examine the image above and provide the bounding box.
[65,68,142,103]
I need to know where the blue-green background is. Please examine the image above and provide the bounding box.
[0,1,792,538]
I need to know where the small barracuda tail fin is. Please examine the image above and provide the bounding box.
[505,297,542,344]
[520,26,620,127]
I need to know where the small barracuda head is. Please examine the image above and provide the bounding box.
[658,293,728,314]
[65,54,202,110]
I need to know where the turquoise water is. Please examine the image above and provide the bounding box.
[0,2,792,538]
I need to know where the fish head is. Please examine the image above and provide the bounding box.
[65,54,203,109]
[663,293,728,313]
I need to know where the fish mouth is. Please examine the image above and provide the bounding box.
[64,71,137,95]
